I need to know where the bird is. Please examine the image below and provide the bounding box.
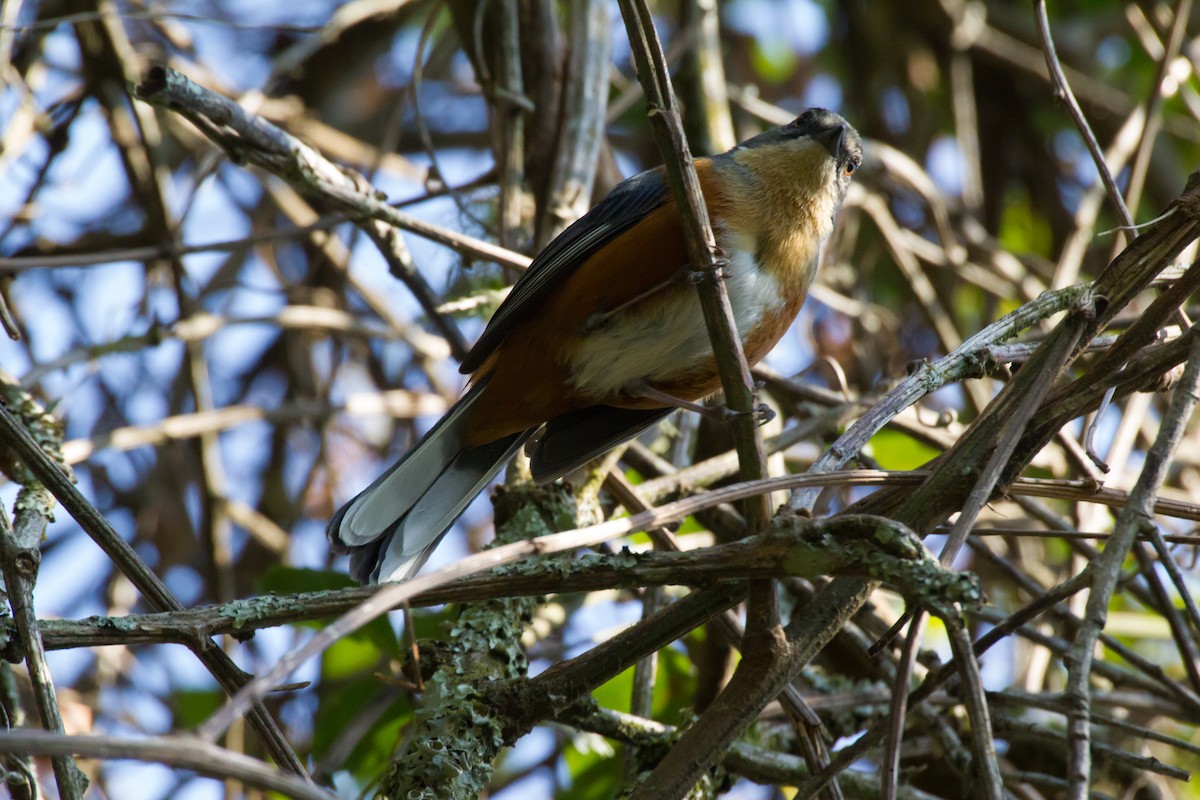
[328,108,862,584]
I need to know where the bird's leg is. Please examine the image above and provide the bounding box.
[629,381,776,426]
[584,266,689,332]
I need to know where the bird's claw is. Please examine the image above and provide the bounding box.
[753,403,776,425]
[713,402,774,426]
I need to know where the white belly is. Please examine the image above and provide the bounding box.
[567,236,786,400]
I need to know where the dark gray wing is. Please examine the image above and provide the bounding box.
[528,405,674,484]
[460,167,671,374]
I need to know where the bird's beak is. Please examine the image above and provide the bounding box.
[812,123,846,161]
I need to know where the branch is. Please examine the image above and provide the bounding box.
[133,65,532,361]
[373,483,573,798]
[569,707,943,800]
[9,466,1200,655]
[0,389,86,800]
[187,450,1200,749]
[58,388,447,464]
[882,290,1096,800]
[0,730,334,800]
[789,284,1091,511]
[496,512,978,741]
[539,0,610,246]
[614,10,783,791]
[645,167,1200,796]
[0,382,310,778]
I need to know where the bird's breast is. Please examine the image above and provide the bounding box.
[566,232,802,403]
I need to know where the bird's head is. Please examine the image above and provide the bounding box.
[723,108,862,227]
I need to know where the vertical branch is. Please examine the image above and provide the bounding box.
[946,0,984,215]
[0,402,87,800]
[677,0,736,155]
[1,495,87,798]
[615,17,778,751]
[495,0,531,259]
[0,385,85,797]
[943,617,1004,800]
[0,661,39,799]
[370,483,586,798]
[519,0,565,223]
[1064,332,1200,799]
[882,615,926,800]
[624,586,662,784]
[615,0,770,536]
[539,0,611,247]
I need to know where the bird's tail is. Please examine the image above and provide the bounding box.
[327,381,533,584]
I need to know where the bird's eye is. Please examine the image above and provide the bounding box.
[844,160,858,176]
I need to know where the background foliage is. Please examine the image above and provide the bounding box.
[3,0,1200,798]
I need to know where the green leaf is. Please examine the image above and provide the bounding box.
[998,189,1053,257]
[952,282,987,335]
[591,643,697,721]
[652,645,696,719]
[592,662,634,714]
[868,429,940,471]
[322,634,384,680]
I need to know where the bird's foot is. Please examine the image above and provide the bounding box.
[629,381,774,426]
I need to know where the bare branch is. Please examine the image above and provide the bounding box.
[0,731,335,800]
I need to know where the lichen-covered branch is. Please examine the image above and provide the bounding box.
[374,482,592,799]
[0,386,87,799]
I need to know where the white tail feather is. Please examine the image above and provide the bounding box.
[337,384,484,547]
[328,381,532,583]
[371,434,529,582]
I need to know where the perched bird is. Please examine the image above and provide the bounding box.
[329,108,862,583]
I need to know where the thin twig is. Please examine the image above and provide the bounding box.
[1122,0,1193,224]
[944,616,1004,799]
[883,614,926,800]
[193,470,982,745]
[1032,0,1135,232]
[1144,524,1200,645]
[1132,542,1200,695]
[55,389,447,464]
[570,707,943,799]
